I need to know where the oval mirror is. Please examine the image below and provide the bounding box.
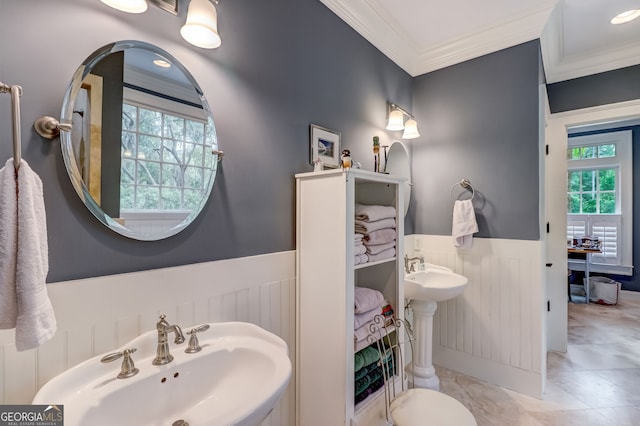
[385,141,411,216]
[59,40,219,240]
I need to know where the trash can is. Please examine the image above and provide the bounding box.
[584,276,621,305]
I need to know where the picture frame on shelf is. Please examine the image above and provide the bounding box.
[310,124,341,169]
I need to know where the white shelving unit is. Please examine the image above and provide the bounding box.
[295,169,405,426]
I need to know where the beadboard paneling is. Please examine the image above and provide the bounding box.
[0,251,295,425]
[408,235,545,398]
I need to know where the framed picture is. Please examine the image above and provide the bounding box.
[310,124,341,168]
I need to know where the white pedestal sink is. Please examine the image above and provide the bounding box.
[404,266,468,391]
[33,322,291,426]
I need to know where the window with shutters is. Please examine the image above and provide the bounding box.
[566,130,633,275]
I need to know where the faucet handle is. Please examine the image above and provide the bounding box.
[101,348,139,379]
[185,324,210,353]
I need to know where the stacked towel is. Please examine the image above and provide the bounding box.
[354,287,385,346]
[354,204,397,265]
[354,343,395,404]
[354,233,368,265]
[0,159,56,351]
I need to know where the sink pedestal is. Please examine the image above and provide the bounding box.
[409,299,440,391]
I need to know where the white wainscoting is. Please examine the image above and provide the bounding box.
[0,251,296,426]
[407,235,546,398]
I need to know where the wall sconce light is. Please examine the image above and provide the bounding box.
[100,0,148,13]
[100,0,222,49]
[386,102,420,139]
[180,0,222,49]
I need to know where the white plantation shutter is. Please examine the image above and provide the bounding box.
[567,220,586,241]
[591,216,620,264]
[568,214,625,272]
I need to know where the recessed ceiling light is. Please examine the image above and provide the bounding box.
[611,9,640,25]
[153,58,171,68]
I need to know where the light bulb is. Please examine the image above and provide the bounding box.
[100,0,148,14]
[180,0,222,49]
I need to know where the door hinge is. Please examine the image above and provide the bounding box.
[545,144,549,155]
[546,222,550,233]
[547,300,551,312]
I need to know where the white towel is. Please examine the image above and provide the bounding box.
[0,159,56,351]
[354,244,367,256]
[367,247,396,263]
[354,253,369,265]
[365,241,396,255]
[452,199,478,249]
[354,286,384,314]
[0,159,18,330]
[355,217,396,234]
[364,228,396,246]
[354,305,382,329]
[355,204,396,222]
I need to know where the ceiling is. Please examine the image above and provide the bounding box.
[321,0,640,83]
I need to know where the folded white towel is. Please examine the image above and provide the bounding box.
[354,319,375,343]
[355,217,396,234]
[0,159,18,330]
[354,233,364,242]
[354,286,384,314]
[367,247,396,263]
[354,244,367,256]
[15,160,56,351]
[354,305,382,329]
[452,199,478,249]
[354,253,369,265]
[364,228,396,246]
[355,204,396,222]
[365,241,396,255]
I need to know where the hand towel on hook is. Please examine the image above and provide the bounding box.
[452,199,478,249]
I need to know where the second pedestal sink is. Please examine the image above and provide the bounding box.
[404,268,468,302]
[404,264,468,391]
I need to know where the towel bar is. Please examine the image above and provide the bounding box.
[450,179,475,201]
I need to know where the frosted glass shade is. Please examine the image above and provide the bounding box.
[402,119,420,139]
[180,0,222,49]
[100,0,148,13]
[386,109,405,131]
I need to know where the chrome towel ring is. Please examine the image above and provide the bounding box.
[450,179,475,201]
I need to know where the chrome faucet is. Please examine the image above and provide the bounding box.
[404,255,424,274]
[152,314,185,365]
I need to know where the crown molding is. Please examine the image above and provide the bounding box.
[321,0,557,77]
[319,0,418,76]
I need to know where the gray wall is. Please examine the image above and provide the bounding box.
[0,0,412,282]
[547,64,640,114]
[408,41,543,240]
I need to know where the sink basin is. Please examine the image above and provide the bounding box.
[404,269,469,302]
[33,322,291,426]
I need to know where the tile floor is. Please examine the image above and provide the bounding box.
[437,290,640,426]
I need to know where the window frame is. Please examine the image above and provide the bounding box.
[120,86,214,213]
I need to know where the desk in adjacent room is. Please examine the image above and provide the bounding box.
[568,247,602,304]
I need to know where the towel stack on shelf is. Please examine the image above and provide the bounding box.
[355,204,396,264]
[354,233,368,265]
[354,287,384,346]
[354,343,395,405]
